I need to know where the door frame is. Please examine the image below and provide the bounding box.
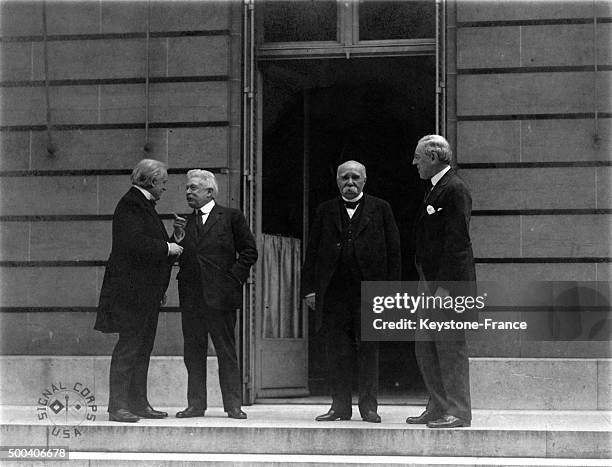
[245,0,448,404]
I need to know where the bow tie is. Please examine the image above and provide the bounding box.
[344,201,360,210]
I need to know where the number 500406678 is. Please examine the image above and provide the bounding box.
[2,447,68,460]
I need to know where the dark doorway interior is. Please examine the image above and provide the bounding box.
[261,56,435,401]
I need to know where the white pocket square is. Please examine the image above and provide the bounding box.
[426,205,443,215]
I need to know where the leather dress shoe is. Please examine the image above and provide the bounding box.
[315,409,351,421]
[427,414,471,428]
[361,410,381,423]
[131,405,168,419]
[109,408,140,423]
[227,408,247,419]
[406,410,441,424]
[176,407,205,418]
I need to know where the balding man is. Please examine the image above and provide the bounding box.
[172,170,257,420]
[302,160,401,423]
[95,159,183,423]
[408,135,475,428]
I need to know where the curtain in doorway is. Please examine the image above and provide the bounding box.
[262,234,303,339]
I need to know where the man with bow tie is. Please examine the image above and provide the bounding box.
[302,160,401,423]
[171,169,257,420]
[95,159,184,423]
[408,134,476,429]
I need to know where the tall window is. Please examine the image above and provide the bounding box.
[259,0,437,57]
[263,0,338,43]
[359,1,435,40]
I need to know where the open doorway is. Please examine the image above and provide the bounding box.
[260,56,435,402]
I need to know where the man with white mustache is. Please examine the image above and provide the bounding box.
[302,160,401,424]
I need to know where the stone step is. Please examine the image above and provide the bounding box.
[0,406,610,460]
[2,453,612,467]
[1,356,610,410]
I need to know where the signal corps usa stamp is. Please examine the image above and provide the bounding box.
[36,381,97,438]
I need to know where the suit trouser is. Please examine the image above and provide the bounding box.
[324,281,378,417]
[181,307,241,411]
[413,268,471,421]
[415,338,471,421]
[108,310,159,412]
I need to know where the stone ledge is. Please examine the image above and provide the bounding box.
[0,355,221,408]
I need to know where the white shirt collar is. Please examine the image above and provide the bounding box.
[198,199,216,214]
[133,185,154,201]
[431,165,451,187]
[342,192,364,204]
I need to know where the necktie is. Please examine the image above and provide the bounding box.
[423,182,434,203]
[194,209,204,235]
[344,201,359,210]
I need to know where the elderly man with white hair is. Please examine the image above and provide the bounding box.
[172,169,257,420]
[408,134,476,429]
[302,160,401,423]
[95,159,183,423]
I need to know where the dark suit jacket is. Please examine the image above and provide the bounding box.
[176,203,258,311]
[95,187,172,334]
[301,194,401,318]
[415,169,476,296]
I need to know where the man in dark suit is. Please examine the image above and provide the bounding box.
[407,134,476,428]
[95,159,183,423]
[302,160,401,423]
[172,169,257,420]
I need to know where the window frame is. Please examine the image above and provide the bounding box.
[257,0,436,60]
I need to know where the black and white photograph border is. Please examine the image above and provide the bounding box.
[0,0,610,465]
